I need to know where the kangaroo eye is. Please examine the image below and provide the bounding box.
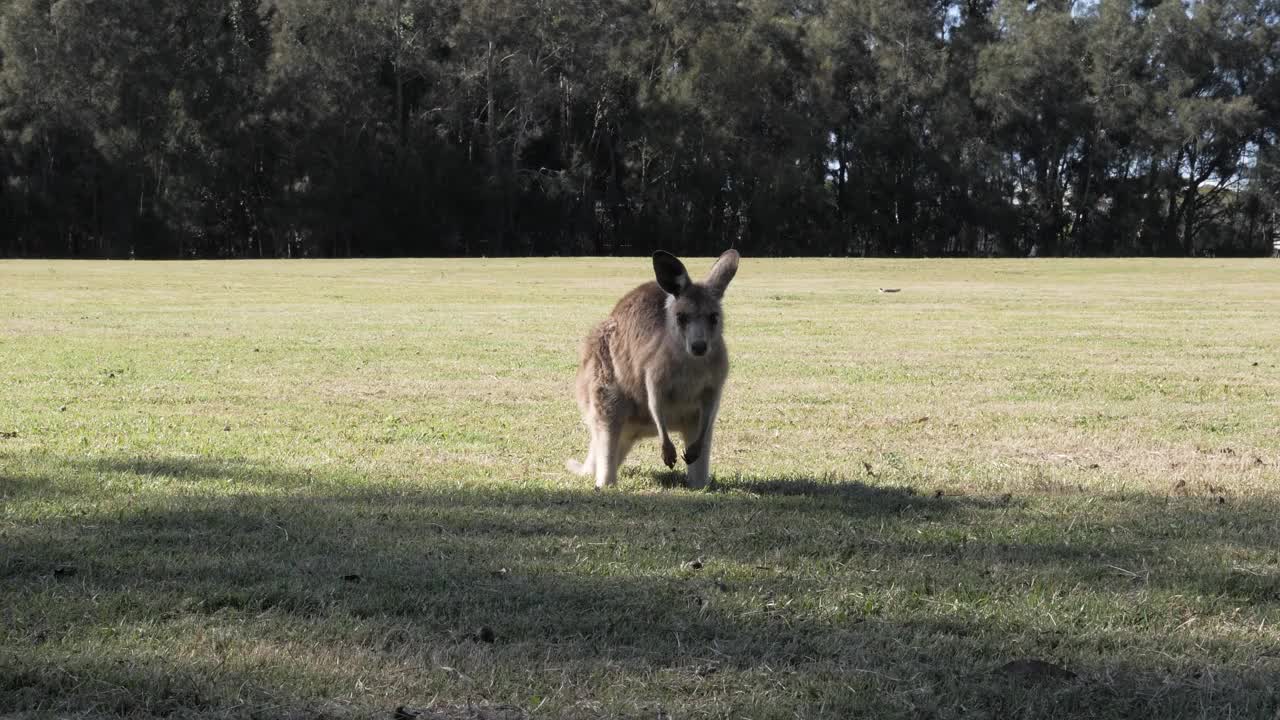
[708,313,719,325]
[676,313,690,326]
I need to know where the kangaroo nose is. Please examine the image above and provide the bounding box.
[691,341,707,356]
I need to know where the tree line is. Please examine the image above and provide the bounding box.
[1,0,1278,259]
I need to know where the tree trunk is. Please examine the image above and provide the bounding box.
[485,38,505,256]
[394,0,406,146]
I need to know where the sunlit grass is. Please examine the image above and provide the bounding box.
[2,258,1279,718]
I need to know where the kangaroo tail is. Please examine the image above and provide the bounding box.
[565,451,594,476]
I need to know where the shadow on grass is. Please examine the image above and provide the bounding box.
[3,454,1279,718]
[637,467,1012,515]
[1,473,45,500]
[94,454,326,487]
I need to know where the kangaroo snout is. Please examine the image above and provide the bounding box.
[690,340,708,356]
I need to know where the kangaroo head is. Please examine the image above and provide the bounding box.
[652,249,740,358]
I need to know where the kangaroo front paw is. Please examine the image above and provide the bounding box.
[661,437,677,469]
[683,441,702,465]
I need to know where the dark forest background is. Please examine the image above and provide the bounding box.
[1,0,1278,259]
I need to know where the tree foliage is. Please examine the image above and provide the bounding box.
[1,0,1277,258]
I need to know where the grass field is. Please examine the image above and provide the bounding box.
[2,258,1279,719]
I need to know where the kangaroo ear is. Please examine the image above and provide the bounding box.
[705,249,739,298]
[652,251,691,296]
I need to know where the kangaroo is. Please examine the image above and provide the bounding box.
[567,249,740,489]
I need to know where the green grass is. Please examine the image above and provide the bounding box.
[2,258,1279,719]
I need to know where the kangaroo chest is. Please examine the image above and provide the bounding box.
[656,360,720,410]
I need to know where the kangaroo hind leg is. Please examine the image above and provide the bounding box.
[592,420,623,489]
